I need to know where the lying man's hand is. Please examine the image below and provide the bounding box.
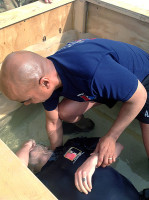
[93,135,116,168]
[74,140,123,194]
[23,139,36,152]
[75,154,97,194]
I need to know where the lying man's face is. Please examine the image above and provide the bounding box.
[28,144,53,173]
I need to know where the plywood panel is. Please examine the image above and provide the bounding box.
[24,30,78,57]
[0,139,58,200]
[86,3,149,53]
[0,0,75,29]
[86,0,149,23]
[0,3,73,63]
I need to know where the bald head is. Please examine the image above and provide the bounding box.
[0,51,51,100]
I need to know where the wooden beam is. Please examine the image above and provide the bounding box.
[0,139,58,200]
[86,0,149,23]
[0,0,75,29]
[86,3,149,53]
[73,0,87,33]
[0,3,73,63]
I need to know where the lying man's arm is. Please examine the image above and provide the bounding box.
[15,139,36,166]
[75,142,123,194]
[94,80,147,167]
[45,106,63,150]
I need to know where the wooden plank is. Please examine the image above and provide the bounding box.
[86,3,149,53]
[0,3,73,63]
[73,0,87,33]
[24,30,78,56]
[0,139,58,200]
[0,0,75,29]
[86,0,149,23]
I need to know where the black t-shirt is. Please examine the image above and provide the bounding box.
[36,137,140,200]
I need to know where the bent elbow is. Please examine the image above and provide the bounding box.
[128,80,147,109]
[141,84,147,106]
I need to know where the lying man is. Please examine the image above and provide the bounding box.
[16,137,146,200]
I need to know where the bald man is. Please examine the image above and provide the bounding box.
[0,38,149,169]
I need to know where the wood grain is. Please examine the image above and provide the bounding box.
[0,139,58,200]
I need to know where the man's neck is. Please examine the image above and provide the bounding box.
[46,59,62,90]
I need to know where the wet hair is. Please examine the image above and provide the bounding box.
[28,144,53,174]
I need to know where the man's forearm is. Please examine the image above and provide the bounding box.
[107,81,147,141]
[46,118,63,150]
[108,101,146,141]
[107,101,138,140]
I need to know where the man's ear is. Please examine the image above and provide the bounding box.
[39,77,50,89]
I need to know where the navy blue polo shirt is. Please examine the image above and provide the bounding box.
[43,38,149,111]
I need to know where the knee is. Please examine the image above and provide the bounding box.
[59,109,68,121]
[58,105,78,123]
[58,98,82,123]
[58,106,71,122]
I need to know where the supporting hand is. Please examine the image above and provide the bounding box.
[93,135,116,168]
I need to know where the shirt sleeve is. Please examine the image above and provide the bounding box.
[92,55,138,102]
[42,89,60,111]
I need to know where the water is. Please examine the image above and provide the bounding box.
[0,102,148,192]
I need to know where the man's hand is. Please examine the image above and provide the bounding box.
[22,139,36,152]
[44,0,53,3]
[16,139,36,166]
[93,136,116,168]
[75,154,97,194]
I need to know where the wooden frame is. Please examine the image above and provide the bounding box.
[86,1,149,53]
[0,0,74,63]
[0,0,149,199]
[73,0,149,53]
